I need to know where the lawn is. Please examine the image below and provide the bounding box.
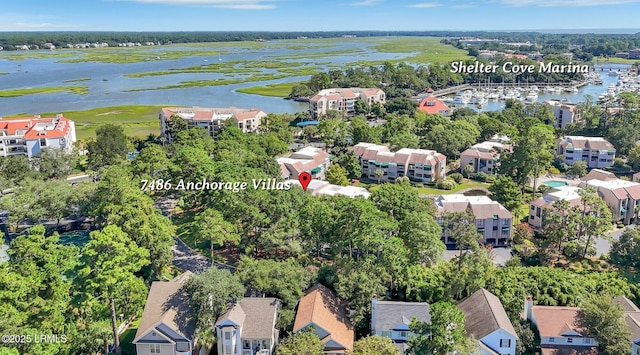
[365,180,489,195]
[0,85,88,97]
[414,180,489,195]
[9,105,164,140]
[120,318,141,355]
[236,81,304,98]
[360,36,472,64]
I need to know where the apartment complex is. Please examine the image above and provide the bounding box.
[528,185,584,230]
[276,146,331,180]
[159,106,265,142]
[352,143,446,183]
[556,136,616,169]
[0,115,76,158]
[434,194,513,247]
[287,179,371,199]
[459,135,511,174]
[580,170,640,225]
[545,99,581,129]
[308,88,385,119]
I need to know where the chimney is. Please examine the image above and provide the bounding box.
[523,296,534,321]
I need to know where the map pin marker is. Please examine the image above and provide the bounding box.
[298,172,312,191]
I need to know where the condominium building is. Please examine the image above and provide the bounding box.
[545,99,581,129]
[0,114,76,158]
[352,143,446,183]
[556,136,615,169]
[159,106,265,142]
[528,185,584,230]
[287,180,371,199]
[434,194,513,247]
[309,88,385,119]
[459,135,510,174]
[276,146,331,180]
[580,171,640,225]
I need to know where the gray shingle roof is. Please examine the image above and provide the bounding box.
[457,288,517,340]
[372,300,431,331]
[134,271,195,342]
[215,298,280,339]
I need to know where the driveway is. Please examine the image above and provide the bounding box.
[444,247,513,266]
[172,237,212,274]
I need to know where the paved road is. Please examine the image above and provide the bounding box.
[171,237,212,274]
[595,226,634,257]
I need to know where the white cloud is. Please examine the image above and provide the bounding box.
[352,0,383,5]
[497,0,640,6]
[117,0,279,9]
[408,2,442,8]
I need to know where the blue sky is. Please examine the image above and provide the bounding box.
[1,0,639,32]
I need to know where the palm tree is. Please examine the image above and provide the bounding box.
[375,168,385,184]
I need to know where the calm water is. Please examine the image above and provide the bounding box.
[0,40,406,115]
[0,40,632,115]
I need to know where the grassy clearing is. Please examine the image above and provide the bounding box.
[266,48,366,60]
[364,180,489,195]
[359,36,471,64]
[10,105,164,140]
[596,57,640,64]
[120,318,141,355]
[0,85,88,97]
[0,51,78,61]
[0,72,8,75]
[125,73,291,92]
[63,77,91,83]
[415,181,489,195]
[236,81,304,97]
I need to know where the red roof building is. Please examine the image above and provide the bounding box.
[0,114,76,158]
[417,96,450,116]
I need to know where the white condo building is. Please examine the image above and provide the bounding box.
[309,88,385,119]
[0,115,76,158]
[556,136,615,169]
[159,106,265,142]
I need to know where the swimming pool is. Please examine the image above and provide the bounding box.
[58,230,90,248]
[543,180,569,188]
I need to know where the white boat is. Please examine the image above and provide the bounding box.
[524,91,538,102]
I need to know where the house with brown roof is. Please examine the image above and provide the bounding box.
[276,146,331,180]
[370,298,431,354]
[434,194,513,247]
[214,297,280,355]
[579,171,640,225]
[417,96,450,116]
[458,289,518,355]
[159,106,265,142]
[556,136,615,169]
[133,272,207,355]
[293,284,354,354]
[523,297,599,355]
[309,88,385,119]
[633,172,640,183]
[614,296,640,355]
[352,142,447,183]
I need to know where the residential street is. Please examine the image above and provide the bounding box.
[171,236,212,274]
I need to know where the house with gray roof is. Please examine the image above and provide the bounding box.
[133,271,207,355]
[215,297,280,355]
[371,298,431,354]
[457,288,518,355]
[614,296,640,355]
